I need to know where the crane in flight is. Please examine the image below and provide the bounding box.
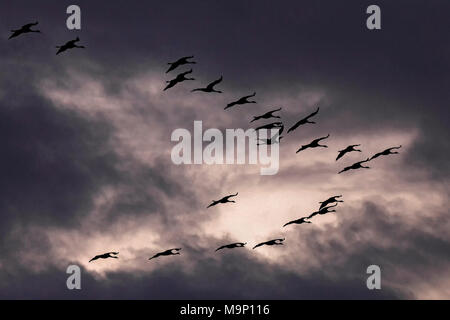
[287,107,319,133]
[225,92,256,110]
[8,22,41,40]
[149,248,181,260]
[250,108,282,123]
[207,193,238,208]
[319,195,343,210]
[336,144,362,161]
[296,134,330,153]
[308,203,338,219]
[164,69,195,91]
[283,217,311,227]
[338,158,371,174]
[89,252,119,263]
[56,37,85,55]
[191,76,223,93]
[370,145,402,160]
[166,56,196,73]
[253,238,285,249]
[215,242,247,252]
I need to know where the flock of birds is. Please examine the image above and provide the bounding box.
[7,25,402,263]
[8,22,85,55]
[90,55,403,263]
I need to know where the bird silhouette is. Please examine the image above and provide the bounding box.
[56,37,85,55]
[287,107,319,134]
[191,76,223,93]
[207,192,238,208]
[319,195,343,210]
[250,108,282,123]
[296,134,330,153]
[253,238,285,249]
[308,203,338,219]
[338,158,371,174]
[8,22,41,40]
[149,248,181,260]
[164,69,195,91]
[369,145,402,160]
[336,144,362,161]
[89,252,119,262]
[225,92,256,110]
[166,56,196,73]
[215,242,247,252]
[283,217,311,227]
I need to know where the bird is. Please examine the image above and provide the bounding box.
[164,69,195,91]
[253,238,285,249]
[89,252,119,263]
[296,134,330,153]
[225,92,256,110]
[319,195,343,210]
[338,158,371,174]
[336,144,362,161]
[369,145,402,160]
[207,192,238,208]
[8,22,41,40]
[215,242,247,252]
[149,248,181,260]
[287,107,319,133]
[283,217,311,227]
[308,203,338,219]
[166,56,196,73]
[250,108,282,123]
[56,37,85,55]
[191,76,223,93]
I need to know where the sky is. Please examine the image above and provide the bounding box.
[0,0,449,299]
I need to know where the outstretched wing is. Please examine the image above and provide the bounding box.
[252,242,266,249]
[89,255,100,262]
[336,150,347,161]
[207,76,223,89]
[305,107,320,120]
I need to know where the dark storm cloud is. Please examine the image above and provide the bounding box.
[0,0,448,299]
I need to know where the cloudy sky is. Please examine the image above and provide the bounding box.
[0,0,449,299]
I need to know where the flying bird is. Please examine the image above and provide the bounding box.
[250,108,282,123]
[149,248,181,260]
[338,158,371,174]
[89,252,119,263]
[8,22,41,40]
[319,195,343,210]
[207,192,238,208]
[253,238,285,249]
[164,69,195,91]
[308,203,338,219]
[287,107,319,134]
[166,56,196,73]
[369,145,402,160]
[283,217,311,227]
[215,242,247,252]
[191,76,223,93]
[336,144,362,161]
[296,134,330,153]
[56,37,85,55]
[225,92,256,110]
